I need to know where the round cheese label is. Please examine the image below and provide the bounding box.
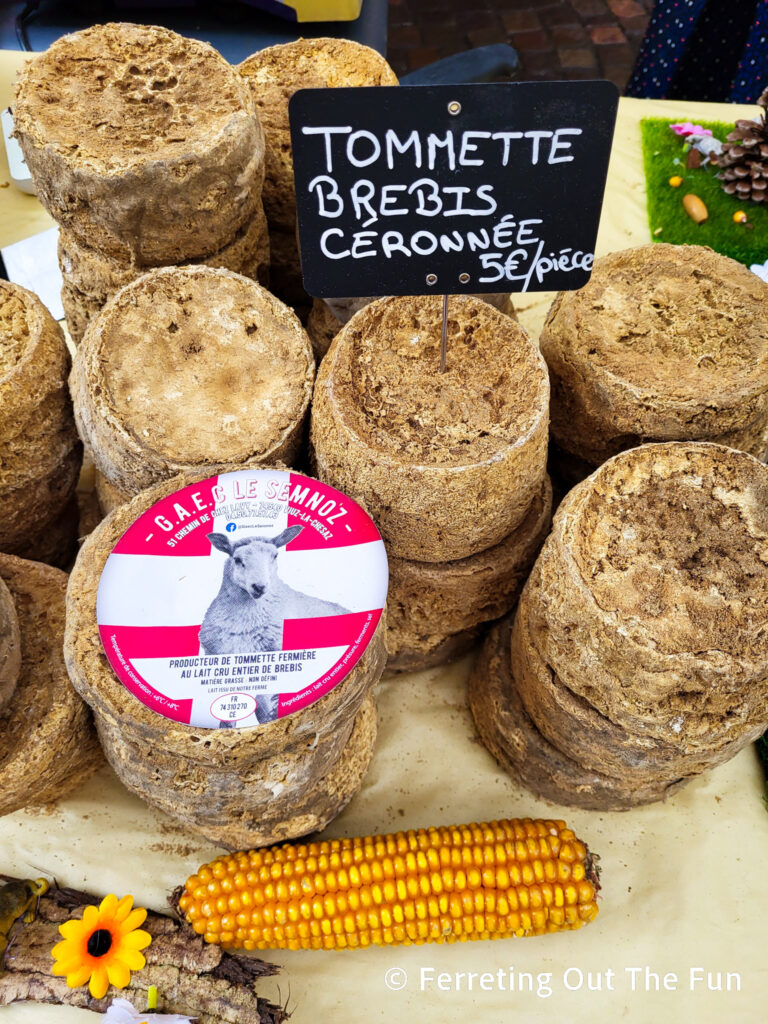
[96,469,388,729]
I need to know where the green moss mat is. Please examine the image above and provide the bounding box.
[640,117,768,267]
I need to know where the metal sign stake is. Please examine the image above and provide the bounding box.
[440,293,449,373]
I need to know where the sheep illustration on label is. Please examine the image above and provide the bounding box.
[96,469,388,729]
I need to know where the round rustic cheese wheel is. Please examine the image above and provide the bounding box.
[527,442,768,748]
[0,459,82,568]
[13,23,264,264]
[0,554,103,816]
[70,267,314,494]
[308,292,518,363]
[93,694,356,818]
[0,399,81,495]
[267,227,311,313]
[238,38,397,231]
[512,585,763,782]
[0,576,20,714]
[385,475,552,671]
[59,210,271,345]
[12,496,81,569]
[386,627,482,674]
[64,469,387,765]
[468,618,688,811]
[0,282,82,561]
[94,468,129,516]
[324,292,516,328]
[60,281,99,350]
[93,692,376,849]
[541,244,768,466]
[307,298,342,361]
[311,294,549,561]
[0,281,71,425]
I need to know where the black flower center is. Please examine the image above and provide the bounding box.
[87,929,113,957]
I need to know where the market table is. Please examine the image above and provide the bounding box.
[1,47,767,1022]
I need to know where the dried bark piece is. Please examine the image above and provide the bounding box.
[541,244,768,467]
[0,554,103,817]
[70,267,314,494]
[385,476,552,671]
[311,294,549,562]
[468,618,687,811]
[14,23,265,263]
[0,879,286,1024]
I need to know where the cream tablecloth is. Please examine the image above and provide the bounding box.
[1,49,767,1023]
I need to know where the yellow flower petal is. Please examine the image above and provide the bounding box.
[89,965,109,999]
[99,894,119,919]
[119,908,148,934]
[118,949,146,971]
[53,957,87,976]
[107,960,131,989]
[120,928,152,951]
[51,938,75,958]
[59,919,89,940]
[66,966,93,989]
[82,906,100,930]
[113,895,134,923]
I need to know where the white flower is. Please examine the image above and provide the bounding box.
[749,259,768,282]
[104,998,197,1024]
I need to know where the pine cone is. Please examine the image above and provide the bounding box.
[718,88,768,203]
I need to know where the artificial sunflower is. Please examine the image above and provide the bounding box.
[51,894,152,999]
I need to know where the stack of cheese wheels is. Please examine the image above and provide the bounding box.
[306,292,518,362]
[238,38,398,315]
[470,442,768,810]
[0,281,82,567]
[0,553,103,817]
[541,244,768,488]
[64,471,386,849]
[13,22,269,344]
[311,294,551,671]
[70,266,315,513]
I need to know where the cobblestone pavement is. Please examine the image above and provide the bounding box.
[387,0,655,91]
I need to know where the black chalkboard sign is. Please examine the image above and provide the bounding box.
[289,81,618,297]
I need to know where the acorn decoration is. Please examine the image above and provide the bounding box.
[718,88,768,203]
[682,194,708,223]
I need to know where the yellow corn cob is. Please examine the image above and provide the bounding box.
[177,818,600,951]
